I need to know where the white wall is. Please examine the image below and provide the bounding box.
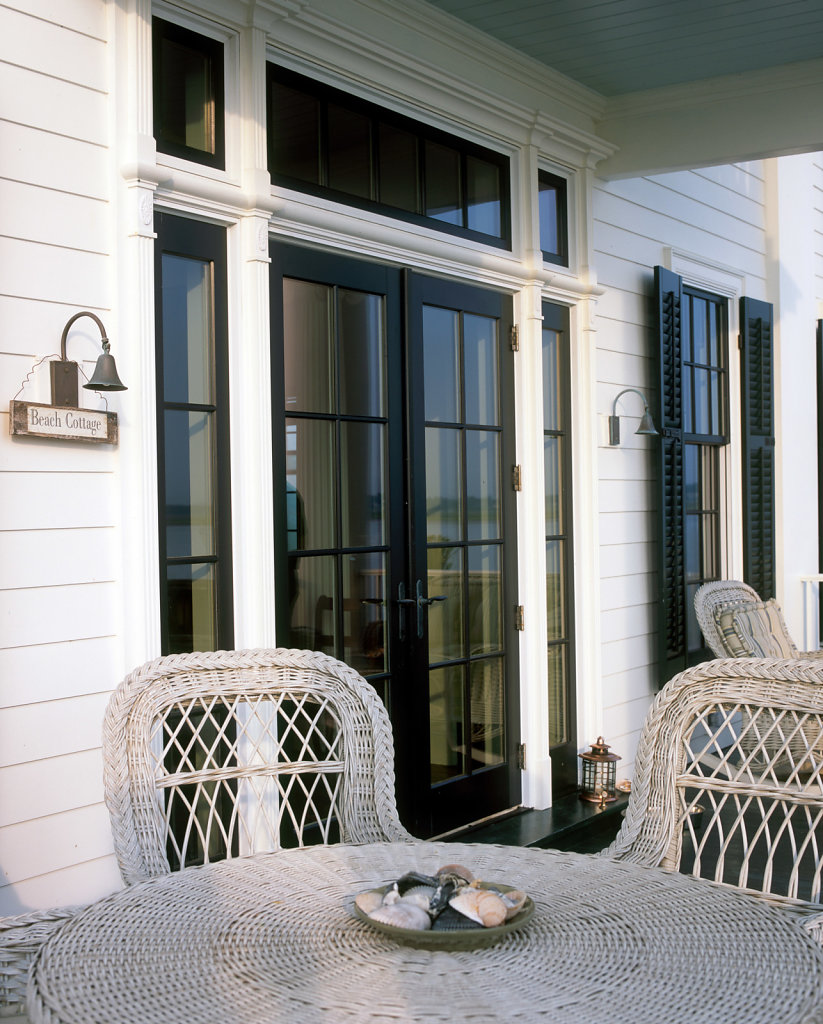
[0,0,124,914]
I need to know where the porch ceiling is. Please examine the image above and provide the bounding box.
[423,0,823,176]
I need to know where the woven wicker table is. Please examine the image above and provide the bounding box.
[28,841,823,1024]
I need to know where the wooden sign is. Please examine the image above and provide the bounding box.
[9,401,118,445]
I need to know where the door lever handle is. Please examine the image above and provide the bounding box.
[397,580,447,639]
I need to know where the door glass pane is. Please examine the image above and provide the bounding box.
[288,554,335,653]
[429,664,464,783]
[161,255,212,405]
[428,546,464,664]
[167,563,216,653]
[542,328,561,429]
[164,410,214,557]
[283,279,334,414]
[271,83,320,185]
[464,314,498,426]
[343,552,387,677]
[341,421,385,547]
[425,141,461,225]
[426,427,462,542]
[466,156,501,237]
[468,545,501,654]
[546,540,564,642]
[423,306,460,422]
[547,645,567,747]
[328,104,371,199]
[466,429,500,541]
[693,368,709,434]
[469,659,504,770]
[285,418,335,549]
[339,290,385,417]
[544,436,562,536]
[378,123,418,212]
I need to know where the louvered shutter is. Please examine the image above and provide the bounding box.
[655,266,687,683]
[740,297,775,601]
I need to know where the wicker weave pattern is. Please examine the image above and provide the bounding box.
[0,907,81,1017]
[606,657,823,921]
[27,842,823,1024]
[103,649,414,885]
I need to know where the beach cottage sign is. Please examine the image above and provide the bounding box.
[9,400,118,444]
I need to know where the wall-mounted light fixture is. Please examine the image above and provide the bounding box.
[608,387,658,446]
[50,311,127,407]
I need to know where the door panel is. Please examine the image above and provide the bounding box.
[271,246,520,836]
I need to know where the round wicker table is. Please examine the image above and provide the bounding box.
[28,841,823,1024]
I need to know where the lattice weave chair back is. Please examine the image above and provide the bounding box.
[605,658,823,926]
[694,580,768,656]
[103,649,413,885]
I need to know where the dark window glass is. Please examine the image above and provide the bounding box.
[267,66,510,247]
[153,18,224,169]
[538,171,568,266]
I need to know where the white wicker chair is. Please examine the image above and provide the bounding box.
[604,658,823,936]
[103,648,414,886]
[0,907,82,1017]
[694,579,823,660]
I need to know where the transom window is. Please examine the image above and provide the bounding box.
[267,66,511,248]
[538,171,568,266]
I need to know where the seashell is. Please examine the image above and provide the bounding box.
[436,863,475,884]
[370,900,432,930]
[449,888,507,928]
[399,884,437,912]
[500,889,527,919]
[355,890,384,916]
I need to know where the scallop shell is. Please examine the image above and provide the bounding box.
[370,900,432,930]
[399,884,437,912]
[449,888,507,928]
[354,890,384,916]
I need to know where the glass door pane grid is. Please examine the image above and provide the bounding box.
[683,290,728,441]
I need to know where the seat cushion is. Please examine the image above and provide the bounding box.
[714,599,795,658]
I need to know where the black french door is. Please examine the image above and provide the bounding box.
[271,244,520,837]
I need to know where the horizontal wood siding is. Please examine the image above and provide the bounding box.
[593,162,767,778]
[0,1,121,915]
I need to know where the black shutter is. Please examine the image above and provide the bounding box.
[655,266,687,683]
[739,296,775,601]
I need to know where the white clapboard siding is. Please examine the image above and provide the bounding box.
[0,121,108,200]
[0,855,122,918]
[4,0,105,41]
[0,693,112,767]
[0,636,120,707]
[0,63,107,146]
[0,238,109,310]
[602,605,656,645]
[0,418,119,473]
[0,582,118,650]
[814,157,823,302]
[0,180,108,255]
[601,573,656,613]
[0,528,116,590]
[0,5,107,90]
[0,473,114,531]
[598,478,655,515]
[600,542,655,579]
[0,750,106,827]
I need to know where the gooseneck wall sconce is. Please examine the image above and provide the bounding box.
[608,388,658,446]
[50,311,127,407]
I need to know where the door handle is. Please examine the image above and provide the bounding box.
[397,580,447,639]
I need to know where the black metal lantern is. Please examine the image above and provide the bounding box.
[579,736,621,804]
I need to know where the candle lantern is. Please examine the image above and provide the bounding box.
[579,736,621,804]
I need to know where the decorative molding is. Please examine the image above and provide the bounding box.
[664,246,747,298]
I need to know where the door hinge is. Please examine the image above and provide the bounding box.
[515,605,525,631]
[510,324,519,351]
[516,743,526,771]
[512,464,522,491]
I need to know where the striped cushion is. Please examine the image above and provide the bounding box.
[714,599,795,658]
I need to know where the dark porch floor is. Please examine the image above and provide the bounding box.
[442,793,629,854]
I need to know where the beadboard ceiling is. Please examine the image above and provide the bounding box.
[423,0,823,96]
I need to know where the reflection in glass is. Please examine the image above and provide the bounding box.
[464,315,498,426]
[339,290,385,417]
[165,410,214,558]
[343,552,387,676]
[341,421,385,548]
[378,123,418,212]
[271,83,320,185]
[429,665,464,783]
[466,156,501,237]
[544,436,561,536]
[466,430,500,542]
[538,177,560,257]
[423,306,459,422]
[161,255,212,405]
[547,645,567,747]
[283,279,334,413]
[546,540,564,642]
[426,427,462,542]
[469,659,504,770]
[167,563,216,653]
[425,141,461,225]
[468,545,501,654]
[286,418,335,550]
[692,296,708,364]
[328,104,371,199]
[289,555,335,654]
[542,328,561,430]
[158,37,214,154]
[427,546,464,664]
